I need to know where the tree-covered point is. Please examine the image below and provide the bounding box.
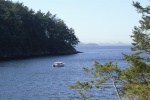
[0,0,79,60]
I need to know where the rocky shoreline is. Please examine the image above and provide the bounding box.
[0,50,83,61]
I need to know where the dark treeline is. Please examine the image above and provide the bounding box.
[0,0,79,60]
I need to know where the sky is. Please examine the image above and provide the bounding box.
[11,0,149,44]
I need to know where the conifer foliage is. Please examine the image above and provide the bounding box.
[0,0,79,59]
[70,1,150,100]
[121,1,150,100]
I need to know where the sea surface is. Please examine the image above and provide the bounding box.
[0,45,132,100]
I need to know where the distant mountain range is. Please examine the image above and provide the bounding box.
[78,42,131,46]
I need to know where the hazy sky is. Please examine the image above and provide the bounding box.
[11,0,149,44]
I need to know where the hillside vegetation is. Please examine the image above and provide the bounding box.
[0,0,79,60]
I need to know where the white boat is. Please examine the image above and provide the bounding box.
[52,62,64,67]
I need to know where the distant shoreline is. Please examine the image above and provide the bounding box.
[0,51,83,61]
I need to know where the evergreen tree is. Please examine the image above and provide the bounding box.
[0,0,79,59]
[70,1,150,100]
[121,1,150,100]
[70,61,122,100]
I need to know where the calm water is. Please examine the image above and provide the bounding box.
[0,45,132,100]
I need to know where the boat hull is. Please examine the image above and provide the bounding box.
[52,62,64,67]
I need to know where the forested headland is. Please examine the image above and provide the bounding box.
[0,0,79,60]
